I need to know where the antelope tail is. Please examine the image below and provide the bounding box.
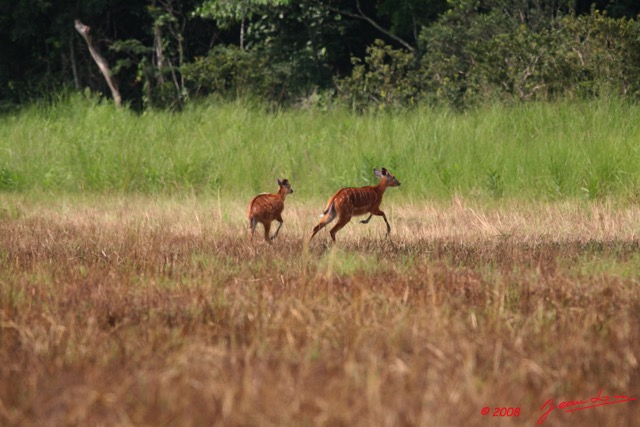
[320,198,335,217]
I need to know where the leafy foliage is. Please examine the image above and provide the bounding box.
[1,0,640,110]
[195,0,290,27]
[558,11,640,98]
[187,1,349,106]
[335,39,419,111]
[183,45,279,100]
[412,1,640,109]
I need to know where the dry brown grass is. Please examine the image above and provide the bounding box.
[1,195,639,426]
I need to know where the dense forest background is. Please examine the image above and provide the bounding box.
[1,0,639,111]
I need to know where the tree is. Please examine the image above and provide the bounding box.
[111,0,193,109]
[74,20,122,107]
[194,0,290,49]
[190,0,358,104]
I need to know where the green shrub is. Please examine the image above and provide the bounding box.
[556,11,640,98]
[418,6,509,109]
[183,45,274,100]
[335,39,420,112]
[417,2,640,108]
[182,42,331,108]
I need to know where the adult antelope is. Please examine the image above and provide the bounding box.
[247,178,294,243]
[310,167,401,242]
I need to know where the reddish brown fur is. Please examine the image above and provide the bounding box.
[248,179,294,242]
[310,168,401,242]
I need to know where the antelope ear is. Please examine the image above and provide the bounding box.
[373,168,383,178]
[277,178,282,185]
[381,167,388,176]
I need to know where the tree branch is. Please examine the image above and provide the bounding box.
[74,19,122,107]
[328,1,415,52]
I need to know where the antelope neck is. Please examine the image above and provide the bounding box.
[375,180,390,193]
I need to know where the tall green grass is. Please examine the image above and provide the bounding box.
[1,94,640,201]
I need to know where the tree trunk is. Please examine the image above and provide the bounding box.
[74,19,122,107]
[69,38,81,90]
[240,14,245,50]
[154,24,166,85]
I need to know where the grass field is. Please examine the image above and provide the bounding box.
[2,95,640,200]
[1,194,639,426]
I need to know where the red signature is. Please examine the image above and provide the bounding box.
[537,389,637,424]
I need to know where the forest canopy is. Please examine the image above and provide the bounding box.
[1,0,639,111]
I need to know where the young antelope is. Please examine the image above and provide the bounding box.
[247,178,294,243]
